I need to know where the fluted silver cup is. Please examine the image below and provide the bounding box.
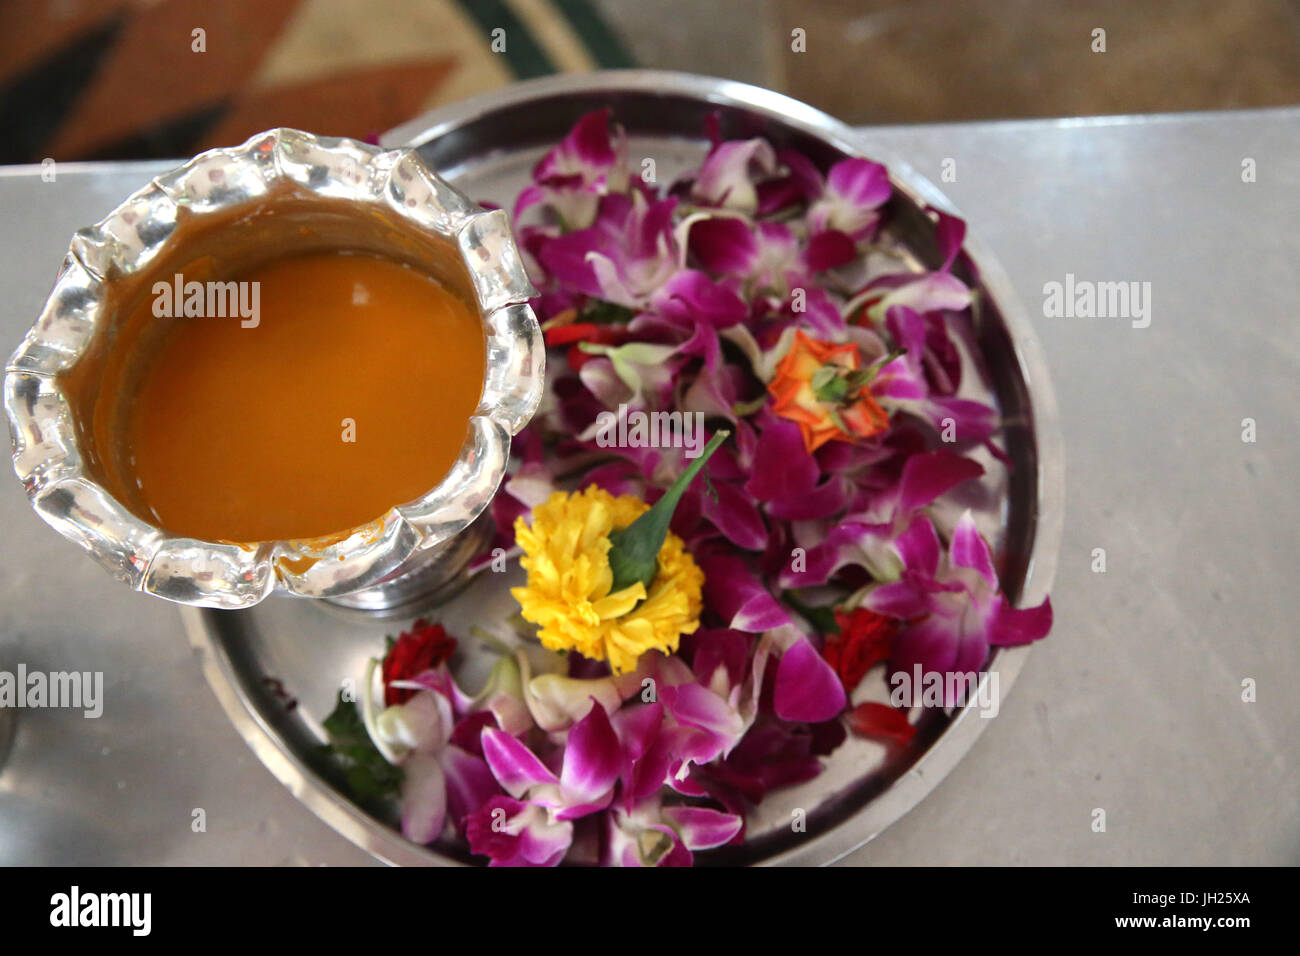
[4,129,545,613]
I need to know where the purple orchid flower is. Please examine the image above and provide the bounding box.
[364,663,499,845]
[745,414,857,521]
[777,449,984,588]
[689,714,832,812]
[690,138,779,213]
[537,191,681,309]
[930,206,968,272]
[688,217,852,341]
[680,362,761,460]
[871,306,997,442]
[515,109,629,230]
[690,218,799,290]
[771,630,848,722]
[604,794,743,867]
[850,268,973,328]
[629,268,748,373]
[756,147,824,214]
[862,511,1053,704]
[615,648,758,797]
[700,551,793,633]
[467,700,623,866]
[806,157,892,241]
[577,340,684,412]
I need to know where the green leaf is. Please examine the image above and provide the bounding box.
[809,365,838,392]
[813,374,850,403]
[826,405,848,433]
[783,591,841,636]
[582,299,637,325]
[607,430,729,594]
[731,394,769,418]
[321,692,403,800]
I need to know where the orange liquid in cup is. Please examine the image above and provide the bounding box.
[122,250,485,543]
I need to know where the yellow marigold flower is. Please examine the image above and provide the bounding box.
[511,485,704,675]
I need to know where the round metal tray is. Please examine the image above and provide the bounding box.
[183,70,1064,866]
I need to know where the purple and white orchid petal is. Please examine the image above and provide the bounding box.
[396,664,479,718]
[893,512,943,577]
[512,807,575,866]
[400,753,447,845]
[559,698,623,805]
[885,270,973,316]
[553,796,615,821]
[777,520,895,588]
[485,691,532,738]
[439,744,499,831]
[764,474,854,521]
[661,805,744,850]
[359,658,403,764]
[466,796,572,867]
[606,811,686,867]
[791,284,848,337]
[480,727,559,798]
[519,109,629,230]
[871,357,929,402]
[536,191,680,308]
[890,611,992,703]
[373,689,451,757]
[855,271,973,326]
[720,323,797,383]
[931,207,967,272]
[661,682,746,749]
[525,670,625,733]
[532,109,625,187]
[464,653,533,736]
[863,577,936,619]
[739,633,778,730]
[751,221,802,292]
[808,158,890,239]
[580,341,680,409]
[925,396,998,441]
[611,701,664,763]
[827,157,892,208]
[653,268,747,328]
[896,451,985,513]
[761,147,824,211]
[696,478,769,551]
[585,251,641,307]
[625,730,679,807]
[700,553,792,632]
[688,628,752,693]
[773,635,847,722]
[691,138,778,212]
[949,509,998,587]
[668,719,732,767]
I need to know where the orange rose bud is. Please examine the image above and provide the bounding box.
[767,330,890,454]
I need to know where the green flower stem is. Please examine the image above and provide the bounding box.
[607,430,730,594]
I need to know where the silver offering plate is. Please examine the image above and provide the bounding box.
[4,128,545,611]
[185,71,1062,865]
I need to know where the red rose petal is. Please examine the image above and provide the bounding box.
[846,702,916,746]
[382,620,458,705]
[823,607,899,692]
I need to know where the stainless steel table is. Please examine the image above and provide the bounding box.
[1,108,1296,866]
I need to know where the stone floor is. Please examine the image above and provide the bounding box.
[1,0,1297,162]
